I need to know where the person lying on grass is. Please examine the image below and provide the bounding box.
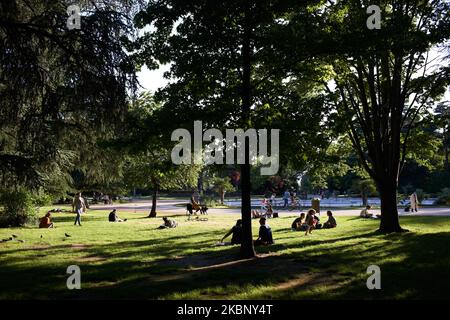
[158,217,178,229]
[39,212,54,228]
[220,219,243,245]
[323,210,337,229]
[108,209,127,222]
[254,217,274,246]
[292,212,308,231]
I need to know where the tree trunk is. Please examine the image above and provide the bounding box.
[148,185,158,218]
[239,2,256,259]
[362,191,368,206]
[377,179,406,233]
[240,162,255,258]
[220,190,225,205]
[444,126,449,171]
[198,171,204,195]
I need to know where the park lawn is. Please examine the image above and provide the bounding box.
[0,208,449,300]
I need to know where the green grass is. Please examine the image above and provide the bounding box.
[0,207,449,299]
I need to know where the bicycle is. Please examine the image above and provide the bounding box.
[288,199,302,211]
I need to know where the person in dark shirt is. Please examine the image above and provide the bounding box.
[291,212,306,231]
[108,209,126,222]
[221,219,243,245]
[323,210,337,229]
[254,217,274,246]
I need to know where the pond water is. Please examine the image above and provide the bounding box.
[223,197,438,207]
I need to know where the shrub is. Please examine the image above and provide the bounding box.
[0,189,39,228]
[32,192,53,207]
[203,195,218,208]
[416,189,425,203]
[437,188,450,205]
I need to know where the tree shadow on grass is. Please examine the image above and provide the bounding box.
[299,231,450,300]
[2,227,450,299]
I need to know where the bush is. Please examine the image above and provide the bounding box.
[203,195,218,208]
[415,189,425,203]
[32,192,53,207]
[437,188,450,205]
[0,189,39,228]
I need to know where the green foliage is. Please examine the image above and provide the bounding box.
[115,92,203,199]
[31,192,53,208]
[210,177,234,194]
[133,0,332,186]
[424,170,450,194]
[350,178,377,195]
[0,0,140,192]
[209,176,235,204]
[415,189,425,203]
[0,189,38,227]
[437,188,450,205]
[202,195,218,208]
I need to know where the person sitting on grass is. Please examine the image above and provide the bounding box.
[313,212,322,229]
[108,209,127,222]
[265,203,274,218]
[323,210,337,229]
[221,219,243,245]
[292,212,307,231]
[360,205,373,218]
[252,209,262,218]
[305,209,318,236]
[254,217,274,246]
[39,212,54,228]
[360,205,381,219]
[158,217,178,229]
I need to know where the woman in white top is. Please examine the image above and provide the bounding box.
[410,192,419,212]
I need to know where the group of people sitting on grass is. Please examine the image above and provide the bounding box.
[37,194,377,240]
[220,209,338,246]
[252,201,277,219]
[221,217,274,246]
[291,209,337,235]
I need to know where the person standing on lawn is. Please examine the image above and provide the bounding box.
[305,209,318,235]
[410,192,419,212]
[283,190,290,208]
[73,192,86,226]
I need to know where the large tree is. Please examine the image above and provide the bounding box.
[282,0,450,232]
[134,0,325,258]
[0,0,140,193]
[119,92,201,217]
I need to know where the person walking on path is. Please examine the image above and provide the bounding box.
[283,190,290,208]
[410,192,419,212]
[73,192,86,226]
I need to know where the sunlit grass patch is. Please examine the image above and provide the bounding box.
[1,207,450,299]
